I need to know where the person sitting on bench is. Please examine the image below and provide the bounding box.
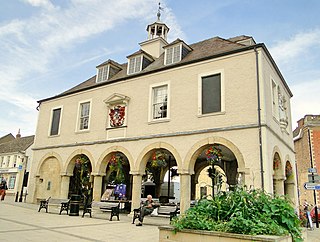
[136,195,155,226]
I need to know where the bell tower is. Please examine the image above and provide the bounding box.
[139,2,169,58]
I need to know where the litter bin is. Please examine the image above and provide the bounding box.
[69,194,81,216]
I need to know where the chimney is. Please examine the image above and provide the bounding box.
[297,118,304,128]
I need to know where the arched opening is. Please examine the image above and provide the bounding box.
[273,152,284,195]
[142,148,180,203]
[191,144,238,199]
[101,152,132,201]
[68,154,93,198]
[284,160,295,202]
[36,156,61,199]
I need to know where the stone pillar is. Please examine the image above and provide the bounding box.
[179,172,191,213]
[273,176,285,196]
[93,175,103,201]
[60,175,71,199]
[131,172,143,213]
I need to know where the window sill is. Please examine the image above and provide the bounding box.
[75,129,90,134]
[106,125,127,130]
[148,118,170,125]
[48,134,60,138]
[197,111,225,118]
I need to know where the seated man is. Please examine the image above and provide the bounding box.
[136,194,155,226]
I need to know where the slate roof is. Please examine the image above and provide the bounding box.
[0,135,35,154]
[0,134,15,144]
[39,35,292,102]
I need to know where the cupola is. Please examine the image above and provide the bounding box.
[139,3,169,58]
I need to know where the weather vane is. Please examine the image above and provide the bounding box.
[157,2,164,21]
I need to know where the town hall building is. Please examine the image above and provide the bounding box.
[28,12,297,212]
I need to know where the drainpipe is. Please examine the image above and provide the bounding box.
[254,47,264,190]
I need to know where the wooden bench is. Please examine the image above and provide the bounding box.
[132,204,179,224]
[90,201,120,221]
[38,197,70,215]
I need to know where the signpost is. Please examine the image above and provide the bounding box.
[308,168,317,173]
[304,182,320,190]
[308,174,320,183]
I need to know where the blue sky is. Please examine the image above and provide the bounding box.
[0,0,319,137]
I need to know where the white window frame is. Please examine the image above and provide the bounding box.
[48,106,63,137]
[148,81,170,122]
[127,55,142,75]
[165,44,182,65]
[96,65,109,83]
[76,100,92,132]
[198,70,225,116]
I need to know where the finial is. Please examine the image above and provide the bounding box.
[157,2,164,21]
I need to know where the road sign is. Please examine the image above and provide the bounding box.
[304,182,320,190]
[308,174,320,182]
[308,168,317,173]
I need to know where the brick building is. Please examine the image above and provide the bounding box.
[294,115,320,207]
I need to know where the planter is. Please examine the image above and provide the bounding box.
[159,226,306,242]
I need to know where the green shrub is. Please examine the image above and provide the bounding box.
[171,187,302,242]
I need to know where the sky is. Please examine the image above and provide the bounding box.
[0,0,319,137]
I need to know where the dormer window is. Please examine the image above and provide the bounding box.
[127,50,154,75]
[164,39,192,66]
[165,45,181,65]
[96,65,109,83]
[128,55,142,75]
[96,60,122,83]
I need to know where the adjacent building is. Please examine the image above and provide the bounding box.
[28,14,297,212]
[0,131,34,201]
[294,115,320,207]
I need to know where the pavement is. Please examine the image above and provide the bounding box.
[1,200,320,242]
[0,200,164,242]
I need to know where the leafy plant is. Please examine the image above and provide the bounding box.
[171,187,302,242]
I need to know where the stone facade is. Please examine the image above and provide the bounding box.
[27,17,297,212]
[294,115,320,207]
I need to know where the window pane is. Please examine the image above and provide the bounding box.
[202,74,221,114]
[50,108,61,136]
[128,58,136,74]
[173,46,180,63]
[135,56,141,73]
[152,85,168,119]
[166,48,173,65]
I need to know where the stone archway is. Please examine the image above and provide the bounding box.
[35,155,61,200]
[94,146,133,203]
[130,142,182,212]
[190,143,238,200]
[179,137,246,213]
[273,151,285,195]
[284,160,295,202]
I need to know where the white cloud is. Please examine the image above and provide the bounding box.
[22,0,55,10]
[0,0,185,136]
[269,29,320,64]
[290,79,320,129]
